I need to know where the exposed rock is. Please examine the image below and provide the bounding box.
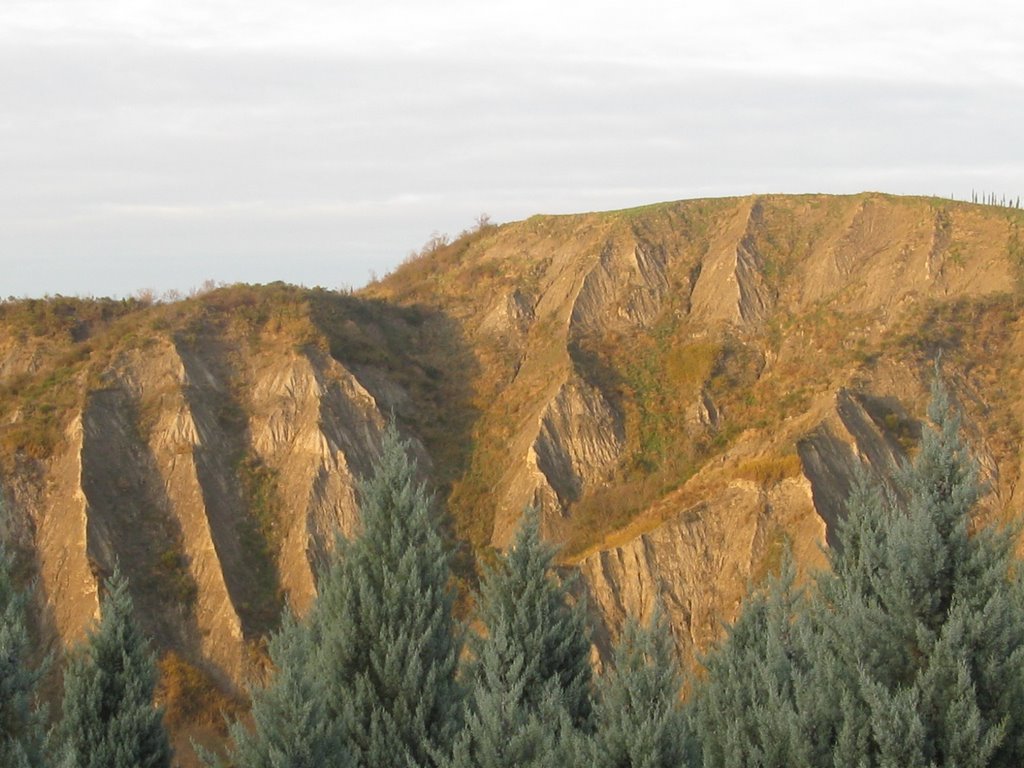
[797,389,908,545]
[35,414,98,645]
[534,377,625,507]
[581,476,823,662]
[479,289,536,337]
[0,325,400,689]
[689,201,772,326]
[486,227,604,545]
[685,390,719,432]
[570,241,671,334]
[102,340,248,681]
[247,347,386,613]
[2,193,1024,748]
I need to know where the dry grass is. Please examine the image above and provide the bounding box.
[156,651,243,734]
[734,454,803,485]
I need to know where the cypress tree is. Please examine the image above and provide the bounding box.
[215,610,351,768]
[0,541,47,768]
[449,508,592,768]
[446,616,547,768]
[811,375,1024,766]
[589,608,692,768]
[447,651,582,768]
[689,558,815,768]
[57,567,171,768]
[478,507,592,724]
[690,375,1024,767]
[310,422,461,768]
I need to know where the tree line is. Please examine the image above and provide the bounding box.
[4,376,1024,766]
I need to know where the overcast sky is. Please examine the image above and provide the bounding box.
[2,0,1023,298]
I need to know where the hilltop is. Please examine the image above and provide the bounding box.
[3,192,1024,755]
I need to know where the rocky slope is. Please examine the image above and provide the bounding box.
[2,193,1024,754]
[365,192,1024,656]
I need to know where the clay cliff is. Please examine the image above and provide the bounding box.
[3,192,1024,747]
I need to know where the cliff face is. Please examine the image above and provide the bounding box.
[366,192,1024,657]
[2,193,1024,727]
[2,315,395,687]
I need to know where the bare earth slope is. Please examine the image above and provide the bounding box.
[3,193,1024,753]
[365,192,1024,660]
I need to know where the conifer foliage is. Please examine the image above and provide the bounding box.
[589,609,692,768]
[811,377,1024,766]
[689,558,817,767]
[201,375,1024,767]
[219,610,351,768]
[0,542,47,768]
[477,507,592,724]
[57,567,171,768]
[690,375,1024,767]
[309,422,462,768]
[449,508,592,768]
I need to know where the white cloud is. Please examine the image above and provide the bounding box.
[1,0,1022,297]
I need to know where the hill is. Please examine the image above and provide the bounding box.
[3,192,1024,754]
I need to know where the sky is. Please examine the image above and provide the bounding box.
[2,0,1023,298]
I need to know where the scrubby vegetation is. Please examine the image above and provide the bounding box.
[4,195,1023,573]
[155,652,241,735]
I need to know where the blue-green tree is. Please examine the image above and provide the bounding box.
[689,559,815,767]
[214,610,351,768]
[448,508,592,767]
[0,541,48,768]
[57,567,171,768]
[810,377,1024,766]
[589,608,693,768]
[692,375,1024,767]
[310,423,462,767]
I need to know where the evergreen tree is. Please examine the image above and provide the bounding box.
[448,508,592,768]
[214,610,351,768]
[447,666,582,768]
[0,541,47,768]
[310,422,462,768]
[689,558,816,768]
[476,507,592,724]
[589,608,692,768]
[691,374,1024,767]
[810,375,1024,766]
[57,567,171,768]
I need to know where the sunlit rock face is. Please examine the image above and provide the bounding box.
[2,192,1022,690]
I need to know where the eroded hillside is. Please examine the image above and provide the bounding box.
[365,192,1024,659]
[3,193,1024,752]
